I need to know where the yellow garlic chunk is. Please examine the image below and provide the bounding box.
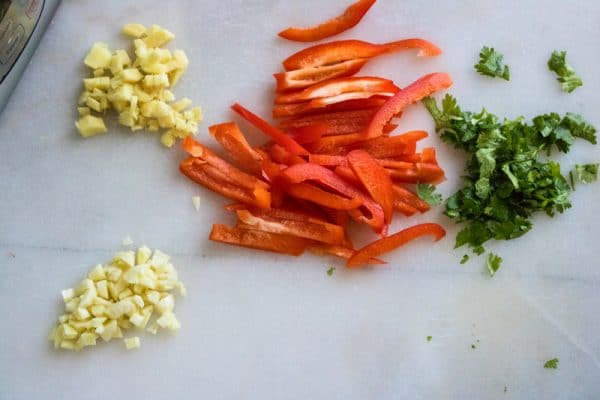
[75,115,107,137]
[84,43,112,69]
[122,23,147,38]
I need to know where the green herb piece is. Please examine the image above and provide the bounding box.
[326,266,335,276]
[475,46,510,80]
[486,253,502,277]
[423,94,597,253]
[426,336,432,342]
[544,358,559,369]
[460,254,470,264]
[416,183,443,206]
[573,163,599,184]
[569,170,576,190]
[548,51,582,93]
[471,344,477,349]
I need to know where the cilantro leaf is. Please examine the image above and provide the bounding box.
[544,358,559,369]
[416,184,443,206]
[460,254,470,264]
[548,51,582,93]
[486,253,502,277]
[326,266,335,276]
[424,95,596,253]
[426,336,432,342]
[475,46,510,80]
[573,164,599,184]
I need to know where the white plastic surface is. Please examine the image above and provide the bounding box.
[0,1,599,399]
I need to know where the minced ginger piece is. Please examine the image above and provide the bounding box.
[76,24,202,147]
[49,245,184,351]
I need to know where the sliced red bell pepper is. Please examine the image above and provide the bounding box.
[274,59,369,92]
[235,209,345,245]
[283,39,442,71]
[286,182,363,210]
[393,184,430,212]
[286,124,327,144]
[231,103,309,156]
[180,157,271,209]
[267,143,307,166]
[209,122,263,175]
[334,165,361,186]
[365,72,453,138]
[347,149,395,223]
[309,244,386,265]
[273,97,389,118]
[209,224,311,256]
[275,77,400,104]
[308,132,368,155]
[355,130,428,158]
[279,108,378,128]
[386,163,445,184]
[308,154,348,167]
[347,223,446,267]
[182,137,269,191]
[278,0,376,42]
[282,163,386,234]
[393,200,418,216]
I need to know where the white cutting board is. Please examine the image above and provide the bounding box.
[1,0,599,399]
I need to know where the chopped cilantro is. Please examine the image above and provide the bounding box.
[548,51,582,93]
[475,46,510,80]
[326,266,335,276]
[544,358,559,369]
[460,254,470,264]
[416,183,443,206]
[573,163,599,184]
[486,253,502,277]
[423,94,597,253]
[569,170,576,191]
[426,335,432,342]
[471,344,477,349]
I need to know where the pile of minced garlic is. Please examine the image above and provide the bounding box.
[48,246,185,351]
[75,24,202,147]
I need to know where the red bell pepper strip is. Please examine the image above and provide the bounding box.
[274,59,368,92]
[235,209,346,245]
[278,0,376,42]
[182,137,269,191]
[209,122,263,175]
[347,149,395,223]
[286,124,327,144]
[334,165,361,186]
[209,224,311,256]
[283,39,442,71]
[393,200,418,216]
[308,132,367,155]
[347,223,446,267]
[386,163,445,184]
[286,183,363,210]
[279,108,378,128]
[275,77,400,104]
[267,143,307,166]
[355,130,428,158]
[308,154,348,167]
[273,97,389,118]
[231,103,309,156]
[180,157,271,209]
[392,184,431,212]
[365,72,453,138]
[309,244,386,265]
[282,163,386,234]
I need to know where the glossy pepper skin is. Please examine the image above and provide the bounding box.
[365,73,453,139]
[274,59,369,92]
[278,0,376,42]
[282,39,442,71]
[347,223,446,267]
[209,224,311,256]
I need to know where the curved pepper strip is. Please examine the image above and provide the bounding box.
[209,224,311,256]
[231,103,309,156]
[275,77,400,104]
[347,149,395,223]
[209,122,263,175]
[347,223,446,267]
[180,157,271,209]
[309,244,386,265]
[273,97,389,118]
[282,163,386,234]
[278,0,376,42]
[182,137,269,191]
[236,209,346,245]
[283,39,442,71]
[365,72,453,138]
[274,59,369,92]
